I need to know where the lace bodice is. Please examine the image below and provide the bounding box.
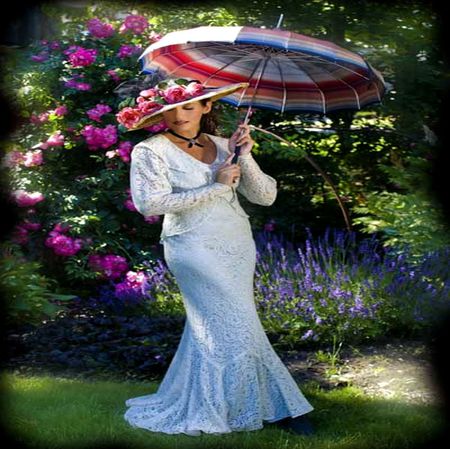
[129,133,277,241]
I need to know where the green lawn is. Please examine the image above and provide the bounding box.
[2,371,445,449]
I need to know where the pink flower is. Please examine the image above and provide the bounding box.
[11,190,45,207]
[49,41,61,50]
[117,141,133,162]
[11,225,29,245]
[23,149,44,167]
[21,219,42,231]
[144,215,161,224]
[81,124,118,150]
[137,100,164,116]
[119,14,149,35]
[53,222,71,233]
[125,270,146,288]
[54,105,68,116]
[30,112,49,125]
[107,69,121,83]
[115,107,143,129]
[124,198,137,211]
[37,130,65,150]
[65,46,97,67]
[117,44,142,58]
[76,82,92,91]
[139,88,159,99]
[160,85,188,104]
[86,18,115,38]
[30,52,49,62]
[2,150,25,168]
[64,76,92,91]
[185,82,205,97]
[86,104,112,122]
[114,270,147,297]
[45,233,83,257]
[149,31,163,42]
[88,253,129,280]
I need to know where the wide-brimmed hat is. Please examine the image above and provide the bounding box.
[116,77,249,132]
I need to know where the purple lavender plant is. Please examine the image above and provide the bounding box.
[253,225,450,349]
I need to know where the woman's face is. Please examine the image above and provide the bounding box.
[162,99,212,135]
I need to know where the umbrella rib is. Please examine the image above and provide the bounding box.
[235,57,268,107]
[288,56,361,109]
[285,57,327,113]
[273,57,287,114]
[250,55,271,106]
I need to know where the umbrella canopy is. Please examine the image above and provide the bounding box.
[138,25,386,117]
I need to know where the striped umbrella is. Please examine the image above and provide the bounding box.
[138,18,386,127]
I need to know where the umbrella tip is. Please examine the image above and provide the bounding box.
[276,13,284,28]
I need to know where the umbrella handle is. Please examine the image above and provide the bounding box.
[231,106,252,164]
[232,145,242,164]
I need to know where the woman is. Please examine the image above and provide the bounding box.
[120,77,315,436]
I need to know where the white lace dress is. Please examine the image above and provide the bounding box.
[124,133,314,436]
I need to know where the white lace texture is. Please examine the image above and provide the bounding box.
[129,134,277,242]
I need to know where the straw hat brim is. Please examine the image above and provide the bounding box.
[126,82,249,131]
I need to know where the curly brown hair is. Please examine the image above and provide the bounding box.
[199,98,220,135]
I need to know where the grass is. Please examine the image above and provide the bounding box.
[1,371,445,449]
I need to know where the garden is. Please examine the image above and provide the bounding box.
[1,1,449,448]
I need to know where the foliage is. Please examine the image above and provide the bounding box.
[0,243,77,327]
[353,142,450,260]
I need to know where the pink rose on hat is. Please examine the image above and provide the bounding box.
[185,81,205,97]
[139,88,159,99]
[116,107,143,128]
[137,101,164,115]
[160,85,189,104]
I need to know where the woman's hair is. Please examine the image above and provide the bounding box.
[199,98,219,135]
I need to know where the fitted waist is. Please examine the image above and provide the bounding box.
[159,188,249,243]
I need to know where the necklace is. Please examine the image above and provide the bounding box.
[167,128,205,148]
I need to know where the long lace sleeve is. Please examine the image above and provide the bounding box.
[130,145,232,216]
[237,152,277,206]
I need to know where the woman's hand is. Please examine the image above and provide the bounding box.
[215,153,241,187]
[229,123,254,156]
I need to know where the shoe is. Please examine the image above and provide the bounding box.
[274,414,315,436]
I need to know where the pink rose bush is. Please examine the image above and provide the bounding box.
[5,10,178,296]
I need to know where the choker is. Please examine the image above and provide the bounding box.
[167,129,205,148]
